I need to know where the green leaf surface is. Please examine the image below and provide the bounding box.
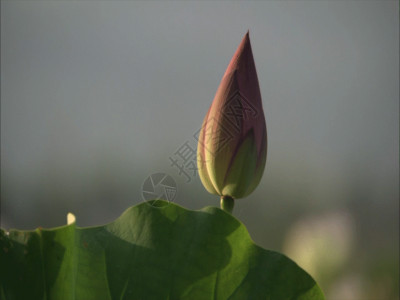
[0,201,324,300]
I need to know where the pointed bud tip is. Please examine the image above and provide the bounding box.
[243,30,250,43]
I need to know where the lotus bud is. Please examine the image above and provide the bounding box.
[197,32,267,211]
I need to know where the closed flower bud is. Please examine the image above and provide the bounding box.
[197,32,267,201]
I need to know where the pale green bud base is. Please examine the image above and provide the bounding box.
[220,196,234,214]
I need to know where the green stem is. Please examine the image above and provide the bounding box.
[220,196,234,214]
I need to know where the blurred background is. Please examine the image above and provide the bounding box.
[1,1,398,299]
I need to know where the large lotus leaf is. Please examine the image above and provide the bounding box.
[0,201,324,300]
